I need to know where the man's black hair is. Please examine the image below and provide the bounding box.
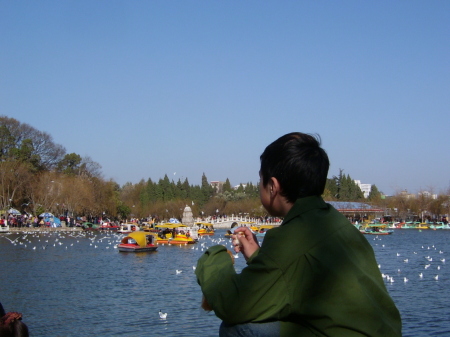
[260,132,329,203]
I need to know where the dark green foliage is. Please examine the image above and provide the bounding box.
[223,178,232,193]
[117,203,131,219]
[57,153,83,175]
[130,173,261,210]
[326,169,364,201]
[368,184,382,201]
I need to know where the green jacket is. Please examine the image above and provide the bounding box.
[196,196,402,336]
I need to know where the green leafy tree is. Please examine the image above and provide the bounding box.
[117,203,131,220]
[200,173,214,206]
[182,178,191,199]
[326,170,364,201]
[368,185,382,201]
[57,153,83,175]
[223,178,232,193]
[159,174,174,201]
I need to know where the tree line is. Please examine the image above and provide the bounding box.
[1,115,448,222]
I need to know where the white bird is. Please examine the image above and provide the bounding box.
[425,264,431,269]
[403,277,408,282]
[419,273,423,278]
[159,310,167,319]
[434,275,439,280]
[437,266,441,270]
[192,266,196,271]
[396,253,400,256]
[176,270,182,274]
[403,259,409,263]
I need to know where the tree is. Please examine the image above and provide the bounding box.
[326,170,364,201]
[0,160,34,210]
[117,203,131,220]
[223,178,232,193]
[368,185,382,202]
[57,153,83,175]
[0,116,66,170]
[200,173,214,206]
[159,175,174,202]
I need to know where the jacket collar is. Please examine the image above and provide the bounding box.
[282,196,328,225]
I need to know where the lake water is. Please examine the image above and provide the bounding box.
[0,229,449,336]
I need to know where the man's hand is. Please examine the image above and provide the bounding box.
[232,226,260,260]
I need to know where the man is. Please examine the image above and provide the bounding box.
[196,132,402,336]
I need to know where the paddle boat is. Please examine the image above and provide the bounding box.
[360,224,393,235]
[196,222,215,236]
[398,221,422,229]
[254,225,275,237]
[224,230,233,238]
[81,222,101,230]
[117,231,158,252]
[429,222,450,230]
[99,222,119,231]
[154,223,196,244]
[0,223,10,233]
[141,222,158,232]
[117,223,140,234]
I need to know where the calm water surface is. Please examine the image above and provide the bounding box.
[1,229,449,336]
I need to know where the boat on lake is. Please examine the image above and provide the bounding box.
[117,231,158,252]
[196,222,215,236]
[360,224,393,235]
[155,223,196,244]
[254,225,275,237]
[0,223,10,233]
[117,223,140,234]
[99,222,119,231]
[429,222,450,230]
[224,230,233,238]
[81,222,101,230]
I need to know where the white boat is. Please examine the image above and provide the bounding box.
[0,224,10,233]
[117,223,140,234]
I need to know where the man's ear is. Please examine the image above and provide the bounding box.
[269,177,281,197]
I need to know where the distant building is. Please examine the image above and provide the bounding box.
[400,190,416,199]
[210,181,225,192]
[354,180,372,198]
[418,191,438,199]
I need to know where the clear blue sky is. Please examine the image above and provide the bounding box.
[1,1,449,195]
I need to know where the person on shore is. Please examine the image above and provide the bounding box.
[0,302,29,337]
[195,132,401,336]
